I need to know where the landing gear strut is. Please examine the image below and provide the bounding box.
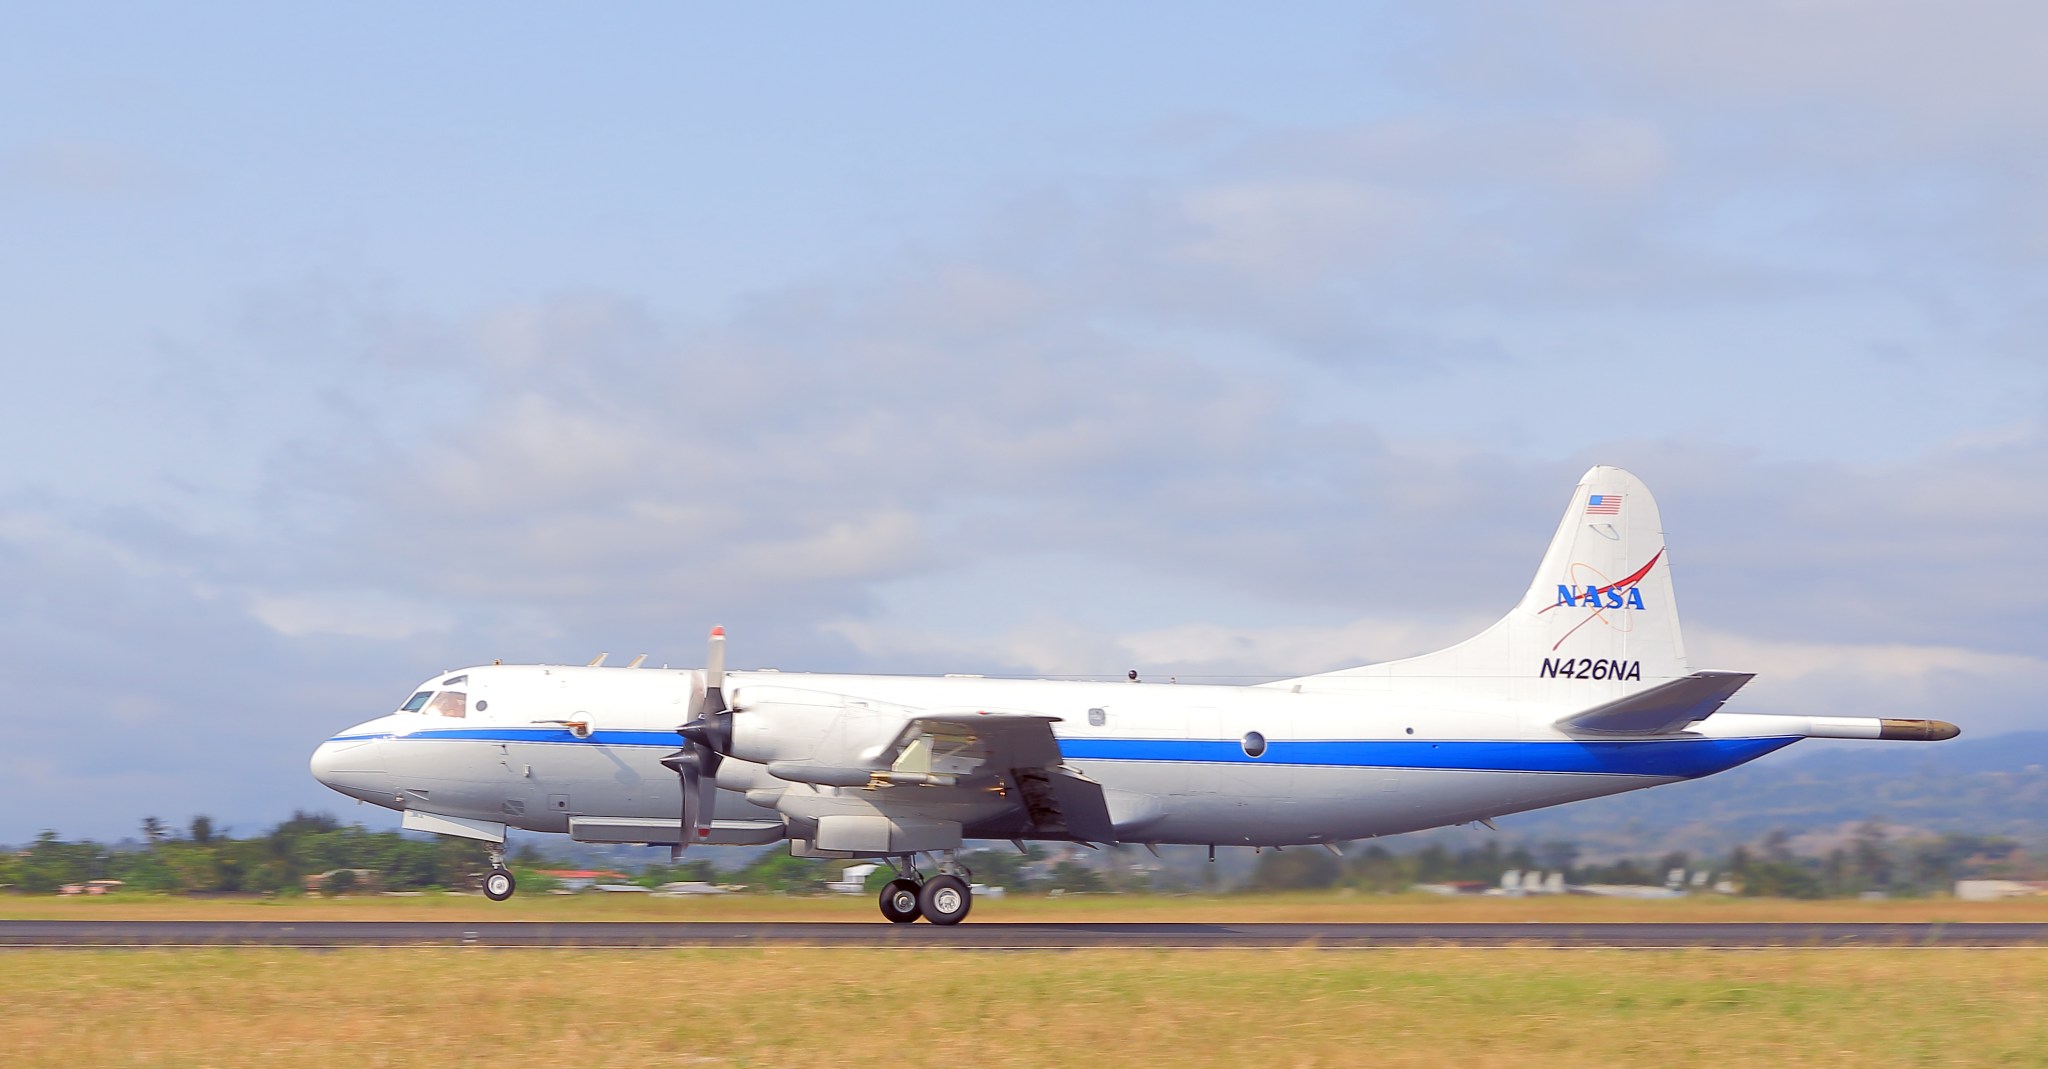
[873,853,974,925]
[483,843,515,902]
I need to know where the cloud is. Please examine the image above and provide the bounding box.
[248,590,454,641]
[9,6,2048,843]
[1,139,172,197]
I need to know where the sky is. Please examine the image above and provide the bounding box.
[3,3,2045,843]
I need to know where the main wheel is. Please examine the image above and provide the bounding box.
[918,874,971,925]
[483,867,516,901]
[879,878,922,923]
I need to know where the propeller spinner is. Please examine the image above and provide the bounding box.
[661,626,734,856]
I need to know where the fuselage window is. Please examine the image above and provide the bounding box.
[400,691,434,713]
[1088,707,1106,727]
[1241,731,1267,758]
[427,690,468,718]
[442,674,467,686]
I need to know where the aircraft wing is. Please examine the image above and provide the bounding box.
[881,712,1066,775]
[886,712,1113,840]
[765,707,1115,843]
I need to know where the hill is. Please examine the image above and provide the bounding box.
[1482,730,2048,858]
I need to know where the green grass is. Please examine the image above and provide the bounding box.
[3,947,2044,1068]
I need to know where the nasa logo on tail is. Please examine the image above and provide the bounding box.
[1557,584,1646,610]
[1546,548,1664,613]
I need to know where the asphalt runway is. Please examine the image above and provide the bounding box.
[3,920,2046,948]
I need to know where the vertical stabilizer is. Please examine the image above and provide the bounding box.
[1287,466,1690,704]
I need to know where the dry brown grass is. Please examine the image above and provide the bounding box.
[7,889,2048,923]
[2,946,2043,1068]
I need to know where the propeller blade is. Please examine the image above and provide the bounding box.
[659,745,711,853]
[665,626,735,857]
[705,625,726,697]
[693,748,721,837]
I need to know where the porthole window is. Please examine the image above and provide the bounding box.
[1088,707,1106,727]
[475,700,489,712]
[1241,731,1267,758]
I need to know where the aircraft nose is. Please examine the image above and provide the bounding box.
[310,736,394,805]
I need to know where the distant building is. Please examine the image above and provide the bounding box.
[58,879,124,896]
[303,869,380,895]
[1955,880,2048,901]
[653,881,729,896]
[534,869,628,893]
[826,864,881,894]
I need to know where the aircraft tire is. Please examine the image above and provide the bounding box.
[483,867,516,902]
[879,878,923,923]
[918,874,972,925]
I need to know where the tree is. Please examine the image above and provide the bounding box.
[633,859,715,889]
[141,817,167,846]
[1740,859,1825,899]
[1344,845,1414,893]
[1249,848,1340,891]
[189,815,216,845]
[957,847,1035,890]
[1046,860,1105,894]
[1849,821,1893,894]
[737,852,831,894]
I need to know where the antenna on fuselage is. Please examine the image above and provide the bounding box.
[626,653,648,669]
[588,652,608,667]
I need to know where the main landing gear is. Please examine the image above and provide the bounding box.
[482,843,516,902]
[875,855,973,925]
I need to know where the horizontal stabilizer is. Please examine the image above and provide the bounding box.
[1556,670,1754,736]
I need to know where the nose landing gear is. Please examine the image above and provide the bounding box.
[482,843,516,902]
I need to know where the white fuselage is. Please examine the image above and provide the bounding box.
[310,663,1804,848]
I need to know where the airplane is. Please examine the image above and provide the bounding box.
[310,466,1958,923]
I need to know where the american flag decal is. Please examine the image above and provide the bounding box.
[1585,493,1622,515]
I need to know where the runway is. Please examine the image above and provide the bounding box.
[3,920,2046,948]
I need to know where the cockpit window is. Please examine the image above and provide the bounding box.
[442,674,467,686]
[400,691,434,713]
[427,690,468,718]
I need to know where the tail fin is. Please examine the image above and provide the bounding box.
[1286,466,1692,705]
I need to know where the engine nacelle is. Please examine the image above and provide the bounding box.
[725,685,912,769]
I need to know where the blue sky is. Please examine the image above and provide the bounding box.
[3,3,2044,842]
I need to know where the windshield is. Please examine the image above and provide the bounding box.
[426,690,468,718]
[399,690,433,713]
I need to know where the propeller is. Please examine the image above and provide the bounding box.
[661,626,734,856]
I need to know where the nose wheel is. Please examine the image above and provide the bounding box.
[483,866,516,901]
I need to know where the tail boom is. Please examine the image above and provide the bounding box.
[1699,712,1961,742]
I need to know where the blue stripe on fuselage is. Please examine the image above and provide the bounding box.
[332,728,1799,780]
[1055,736,1799,779]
